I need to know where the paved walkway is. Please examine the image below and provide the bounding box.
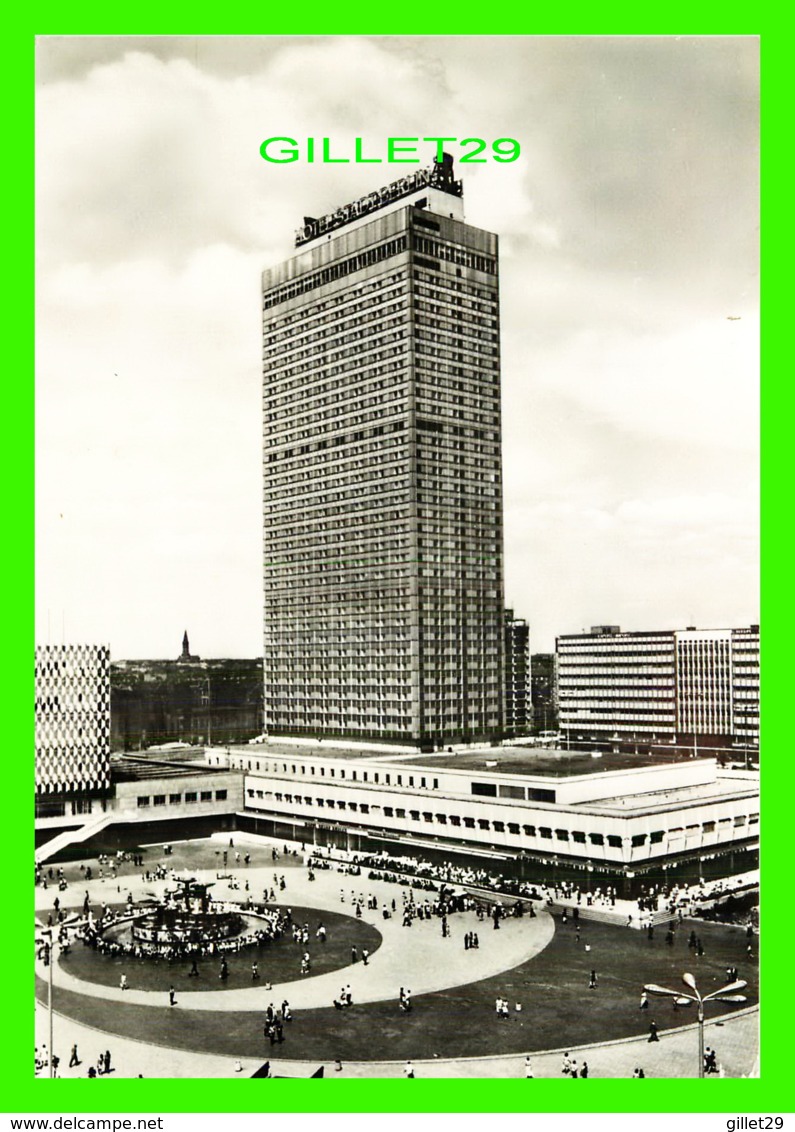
[35,1001,758,1079]
[36,863,553,1010]
[34,833,758,1079]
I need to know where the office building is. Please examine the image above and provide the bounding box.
[35,644,111,817]
[504,609,530,736]
[262,157,504,748]
[556,624,760,752]
[530,652,558,733]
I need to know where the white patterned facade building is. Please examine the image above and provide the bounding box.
[35,644,111,810]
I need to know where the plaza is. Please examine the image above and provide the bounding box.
[35,832,758,1078]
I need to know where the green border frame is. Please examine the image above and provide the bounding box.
[14,13,785,1116]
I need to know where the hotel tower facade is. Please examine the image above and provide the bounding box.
[262,157,505,748]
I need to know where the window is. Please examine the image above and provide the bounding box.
[607,835,622,848]
[317,798,325,807]
[137,796,150,808]
[185,792,197,803]
[555,829,569,841]
[494,777,528,803]
[360,803,370,814]
[449,814,461,826]
[169,793,182,804]
[631,834,647,847]
[436,814,448,825]
[153,795,166,807]
[200,791,212,802]
[572,830,586,843]
[395,808,406,819]
[471,781,497,797]
[423,812,433,823]
[588,832,603,845]
[492,820,505,833]
[349,802,358,811]
[384,806,394,817]
[433,778,439,789]
[702,821,715,833]
[216,789,227,801]
[523,824,536,837]
[508,822,520,835]
[410,810,420,821]
[463,817,476,829]
[650,831,665,844]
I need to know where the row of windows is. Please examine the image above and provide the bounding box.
[265,422,405,464]
[245,790,758,845]
[263,237,408,310]
[412,235,496,275]
[136,789,228,808]
[264,272,406,339]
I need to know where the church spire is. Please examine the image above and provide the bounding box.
[181,630,190,659]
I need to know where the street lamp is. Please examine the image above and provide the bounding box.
[643,973,747,1077]
[36,925,55,1079]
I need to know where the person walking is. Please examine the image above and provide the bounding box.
[403,1060,415,1078]
[648,1020,659,1042]
[523,1055,533,1078]
[68,1044,80,1068]
[588,969,598,989]
[169,986,177,1006]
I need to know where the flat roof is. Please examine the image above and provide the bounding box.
[110,755,219,782]
[395,747,715,778]
[240,742,719,779]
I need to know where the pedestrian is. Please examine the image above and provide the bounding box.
[524,1055,533,1078]
[103,1051,111,1075]
[69,1043,80,1068]
[648,1020,659,1042]
[234,1060,243,1073]
[189,955,199,977]
[403,1060,415,1078]
[119,973,128,991]
[589,969,598,989]
[220,958,229,980]
[334,1059,343,1073]
[561,1052,572,1075]
[351,946,358,963]
[252,962,260,981]
[639,991,649,1010]
[580,1061,589,1079]
[362,949,369,966]
[169,986,177,1006]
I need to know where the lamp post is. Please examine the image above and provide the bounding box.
[37,925,55,1079]
[643,973,747,1077]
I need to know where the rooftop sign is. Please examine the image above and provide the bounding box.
[294,154,463,247]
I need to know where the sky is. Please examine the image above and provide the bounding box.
[35,36,759,658]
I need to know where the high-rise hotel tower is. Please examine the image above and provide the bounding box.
[262,157,504,748]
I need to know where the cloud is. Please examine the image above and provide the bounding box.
[35,36,759,658]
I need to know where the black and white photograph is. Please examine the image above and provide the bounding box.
[34,35,759,1081]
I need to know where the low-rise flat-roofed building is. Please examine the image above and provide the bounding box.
[208,739,758,896]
